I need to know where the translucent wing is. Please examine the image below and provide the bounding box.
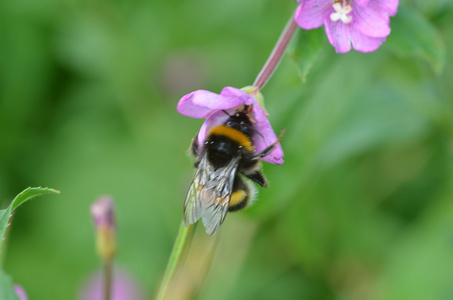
[183,152,241,235]
[183,155,210,226]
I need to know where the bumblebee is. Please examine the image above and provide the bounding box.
[183,106,281,235]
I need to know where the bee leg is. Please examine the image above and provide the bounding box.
[243,170,267,188]
[190,133,202,168]
[252,129,286,160]
[253,144,275,159]
[190,132,200,157]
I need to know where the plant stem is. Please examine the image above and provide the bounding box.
[253,14,298,90]
[156,221,195,300]
[190,233,220,299]
[103,259,113,300]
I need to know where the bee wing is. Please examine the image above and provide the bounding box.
[201,155,241,235]
[183,154,212,226]
[183,152,241,235]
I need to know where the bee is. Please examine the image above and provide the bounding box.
[183,106,282,235]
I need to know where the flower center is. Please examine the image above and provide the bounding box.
[330,1,353,24]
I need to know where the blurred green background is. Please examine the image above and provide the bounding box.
[1,0,453,299]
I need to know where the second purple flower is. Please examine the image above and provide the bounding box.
[295,0,399,53]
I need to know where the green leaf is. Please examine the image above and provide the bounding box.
[0,269,20,300]
[0,187,60,248]
[287,27,325,83]
[386,4,446,74]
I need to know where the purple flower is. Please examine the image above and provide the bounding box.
[295,0,399,53]
[177,86,284,165]
[14,285,28,300]
[79,269,145,300]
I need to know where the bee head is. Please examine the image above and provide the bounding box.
[223,110,253,136]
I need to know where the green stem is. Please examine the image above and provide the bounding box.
[156,221,195,300]
[103,259,113,300]
[0,217,12,266]
[190,233,220,299]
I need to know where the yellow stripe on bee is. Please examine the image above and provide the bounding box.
[230,189,247,207]
[208,125,254,152]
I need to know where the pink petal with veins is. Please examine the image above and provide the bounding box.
[252,104,284,165]
[355,0,370,7]
[295,0,332,30]
[351,27,386,52]
[373,0,399,16]
[177,88,249,118]
[325,19,352,53]
[351,4,391,38]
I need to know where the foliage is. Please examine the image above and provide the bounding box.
[0,187,59,248]
[0,269,19,300]
[0,188,58,299]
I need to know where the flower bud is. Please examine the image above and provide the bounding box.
[90,196,116,261]
[241,86,267,114]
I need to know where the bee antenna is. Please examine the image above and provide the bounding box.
[247,124,265,140]
[222,110,233,117]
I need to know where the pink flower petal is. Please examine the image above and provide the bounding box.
[350,27,386,52]
[14,285,28,300]
[79,269,145,300]
[325,19,352,53]
[252,105,284,165]
[355,0,370,7]
[373,0,399,16]
[351,3,391,38]
[177,90,224,118]
[294,0,332,30]
[219,87,254,106]
[177,88,250,119]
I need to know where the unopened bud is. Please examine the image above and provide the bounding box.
[241,86,267,115]
[90,196,116,261]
